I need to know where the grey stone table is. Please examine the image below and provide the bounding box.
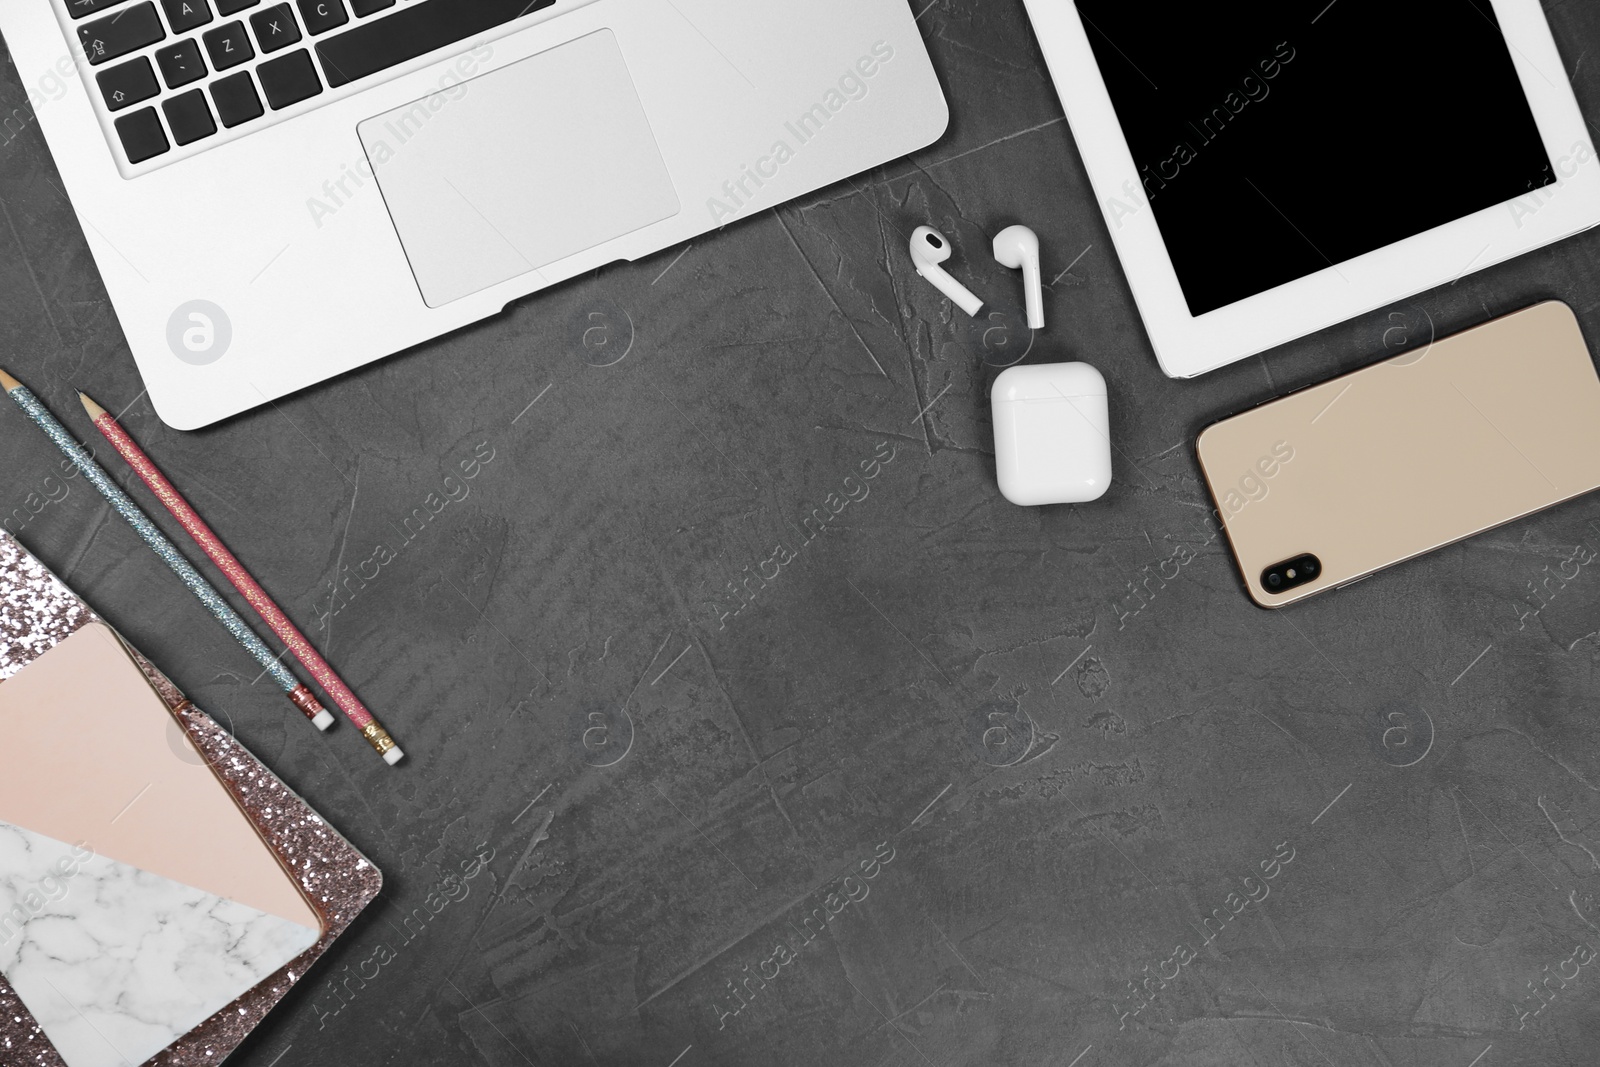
[5,3,1600,1066]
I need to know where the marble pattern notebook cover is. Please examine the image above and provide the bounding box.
[0,532,383,1067]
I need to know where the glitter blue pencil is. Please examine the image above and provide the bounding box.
[0,368,334,732]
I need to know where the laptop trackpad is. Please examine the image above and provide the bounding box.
[357,30,680,308]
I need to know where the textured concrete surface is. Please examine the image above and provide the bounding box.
[6,3,1600,1066]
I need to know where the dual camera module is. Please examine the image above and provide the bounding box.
[1261,553,1320,594]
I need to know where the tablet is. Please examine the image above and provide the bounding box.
[1022,0,1600,378]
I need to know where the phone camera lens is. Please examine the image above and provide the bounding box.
[1263,554,1320,595]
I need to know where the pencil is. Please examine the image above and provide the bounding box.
[0,368,336,733]
[80,391,403,766]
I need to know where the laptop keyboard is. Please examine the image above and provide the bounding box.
[69,0,560,168]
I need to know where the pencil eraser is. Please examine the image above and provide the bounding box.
[383,746,405,766]
[992,362,1112,506]
[312,709,335,731]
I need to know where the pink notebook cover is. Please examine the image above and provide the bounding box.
[0,531,382,1067]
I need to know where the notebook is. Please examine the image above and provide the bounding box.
[0,531,381,1067]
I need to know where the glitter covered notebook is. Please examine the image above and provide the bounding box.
[0,532,382,1067]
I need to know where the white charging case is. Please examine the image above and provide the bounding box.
[991,362,1112,506]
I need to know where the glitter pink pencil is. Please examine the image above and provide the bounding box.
[79,391,404,766]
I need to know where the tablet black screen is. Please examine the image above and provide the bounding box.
[1075,0,1555,316]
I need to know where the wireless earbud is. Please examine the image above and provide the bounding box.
[992,225,1044,330]
[910,226,984,317]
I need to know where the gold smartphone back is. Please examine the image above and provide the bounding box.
[1196,301,1600,607]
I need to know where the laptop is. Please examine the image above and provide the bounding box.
[0,0,949,428]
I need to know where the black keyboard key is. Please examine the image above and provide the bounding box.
[317,0,554,88]
[78,3,165,66]
[257,48,321,109]
[66,0,129,20]
[250,4,300,52]
[160,0,211,33]
[95,56,159,110]
[215,0,258,11]
[162,88,216,144]
[155,38,206,87]
[114,106,168,162]
[202,21,253,70]
[210,70,264,126]
[295,0,345,34]
[348,0,390,15]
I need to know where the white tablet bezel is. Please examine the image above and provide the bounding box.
[1022,0,1600,378]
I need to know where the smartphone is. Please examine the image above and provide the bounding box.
[1196,301,1600,607]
